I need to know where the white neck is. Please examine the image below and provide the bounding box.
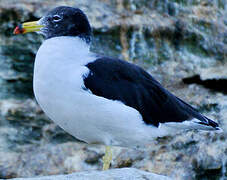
[44,36,90,53]
[34,35,94,101]
[35,36,93,66]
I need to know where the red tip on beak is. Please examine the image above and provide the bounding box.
[13,25,25,34]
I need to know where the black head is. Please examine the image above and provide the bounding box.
[39,6,92,43]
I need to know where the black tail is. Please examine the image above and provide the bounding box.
[197,117,221,131]
[175,96,222,131]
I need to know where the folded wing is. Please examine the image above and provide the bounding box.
[83,57,220,130]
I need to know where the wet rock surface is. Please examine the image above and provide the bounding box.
[0,0,226,180]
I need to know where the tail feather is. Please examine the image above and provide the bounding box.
[162,117,222,133]
[176,97,222,131]
[160,93,222,132]
[196,117,222,131]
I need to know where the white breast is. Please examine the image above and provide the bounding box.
[33,37,165,147]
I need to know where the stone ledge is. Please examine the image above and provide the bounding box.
[13,168,171,180]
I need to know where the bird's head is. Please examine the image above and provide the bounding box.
[14,6,92,43]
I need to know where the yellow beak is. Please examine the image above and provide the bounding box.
[14,21,44,34]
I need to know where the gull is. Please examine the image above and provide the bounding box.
[14,6,222,170]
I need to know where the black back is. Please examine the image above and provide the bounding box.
[83,57,215,127]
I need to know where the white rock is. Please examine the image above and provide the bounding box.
[13,168,171,180]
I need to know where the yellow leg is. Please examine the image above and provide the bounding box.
[102,146,112,170]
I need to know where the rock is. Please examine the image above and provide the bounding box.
[0,99,77,150]
[199,63,227,81]
[0,126,226,179]
[12,168,171,180]
[182,63,227,94]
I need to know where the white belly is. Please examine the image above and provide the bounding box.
[33,37,162,147]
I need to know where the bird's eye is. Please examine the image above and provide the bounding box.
[53,15,62,22]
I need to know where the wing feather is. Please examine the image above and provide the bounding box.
[83,57,218,128]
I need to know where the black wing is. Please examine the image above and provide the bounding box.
[83,57,218,128]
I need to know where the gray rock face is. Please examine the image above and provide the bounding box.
[0,0,226,180]
[200,63,227,80]
[12,168,171,180]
